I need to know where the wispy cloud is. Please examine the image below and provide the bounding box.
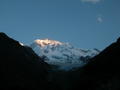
[97,16,103,23]
[81,0,101,4]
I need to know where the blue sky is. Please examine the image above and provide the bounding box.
[0,0,120,50]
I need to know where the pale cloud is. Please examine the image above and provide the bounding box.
[81,0,101,4]
[97,16,103,23]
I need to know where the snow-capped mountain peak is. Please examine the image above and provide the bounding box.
[30,39,100,70]
[35,39,63,47]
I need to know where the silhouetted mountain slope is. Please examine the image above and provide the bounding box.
[1,32,120,90]
[0,32,49,89]
[71,37,120,90]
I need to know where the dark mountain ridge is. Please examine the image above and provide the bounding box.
[0,32,49,89]
[70,37,120,90]
[1,32,120,90]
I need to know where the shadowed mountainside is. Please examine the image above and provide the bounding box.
[0,32,49,89]
[70,37,120,90]
[0,32,120,90]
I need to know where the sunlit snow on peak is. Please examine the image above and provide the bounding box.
[19,42,24,46]
[30,39,100,70]
[35,39,63,47]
